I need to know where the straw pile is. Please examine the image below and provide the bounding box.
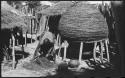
[59,2,108,42]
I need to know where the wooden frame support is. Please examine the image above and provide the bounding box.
[12,34,15,69]
[63,46,67,61]
[100,41,104,63]
[63,41,68,61]
[93,42,97,62]
[57,34,61,57]
[31,18,33,43]
[25,31,27,46]
[93,39,110,64]
[79,42,83,63]
[105,39,110,62]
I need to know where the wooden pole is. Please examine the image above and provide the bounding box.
[31,18,32,43]
[37,15,47,38]
[30,8,33,43]
[93,42,97,62]
[63,46,67,61]
[63,41,68,61]
[25,31,27,46]
[79,42,83,63]
[32,18,34,34]
[105,39,110,62]
[100,41,104,63]
[57,34,61,57]
[33,10,36,33]
[12,34,15,69]
[9,38,12,48]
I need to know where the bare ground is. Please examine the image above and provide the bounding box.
[1,34,121,77]
[1,35,57,77]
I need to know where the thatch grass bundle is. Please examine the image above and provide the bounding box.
[59,2,108,42]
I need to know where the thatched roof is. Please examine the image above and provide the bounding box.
[58,2,108,42]
[1,1,33,32]
[35,5,50,14]
[1,1,26,17]
[37,1,75,16]
[1,8,27,29]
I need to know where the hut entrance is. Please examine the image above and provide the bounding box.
[48,15,61,36]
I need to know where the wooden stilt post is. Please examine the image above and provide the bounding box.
[62,41,69,61]
[105,39,110,62]
[63,46,67,61]
[32,18,34,34]
[79,42,83,63]
[58,34,61,57]
[9,38,12,48]
[12,34,15,69]
[31,18,33,43]
[25,31,27,46]
[100,41,104,63]
[93,42,97,62]
[30,8,33,43]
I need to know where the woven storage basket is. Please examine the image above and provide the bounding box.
[59,2,108,42]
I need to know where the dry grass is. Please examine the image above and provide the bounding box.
[59,2,108,42]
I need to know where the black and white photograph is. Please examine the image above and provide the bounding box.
[1,1,125,77]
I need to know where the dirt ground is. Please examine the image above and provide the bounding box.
[1,34,57,77]
[1,34,121,77]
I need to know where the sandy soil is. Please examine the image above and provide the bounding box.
[1,34,120,77]
[1,37,56,77]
